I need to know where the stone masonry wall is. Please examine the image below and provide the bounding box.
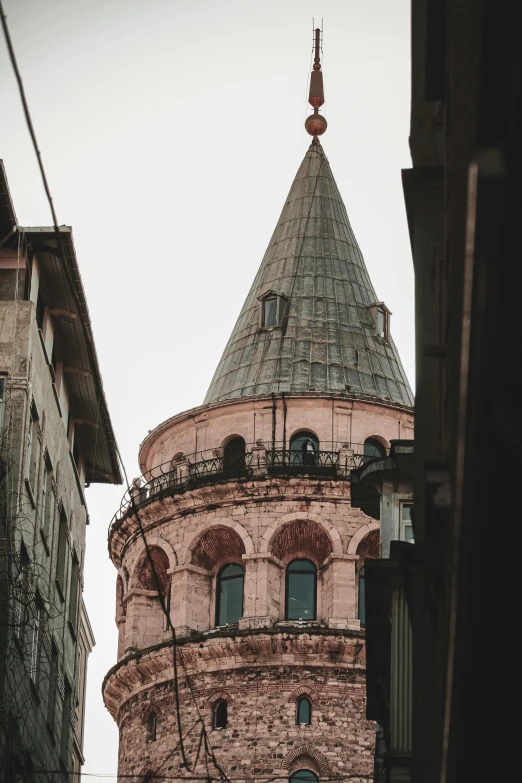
[116,658,373,782]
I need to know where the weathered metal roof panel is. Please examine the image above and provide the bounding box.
[204,143,414,406]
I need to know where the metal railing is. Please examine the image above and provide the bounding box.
[109,443,381,533]
[267,449,339,474]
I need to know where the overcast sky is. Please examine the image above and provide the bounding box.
[0,0,413,778]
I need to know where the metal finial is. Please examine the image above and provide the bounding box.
[305,27,327,142]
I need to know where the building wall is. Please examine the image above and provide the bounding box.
[139,395,414,474]
[0,299,90,779]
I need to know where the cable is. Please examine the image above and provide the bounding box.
[116,445,232,783]
[0,1,60,236]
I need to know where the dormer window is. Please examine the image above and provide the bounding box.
[264,296,278,327]
[377,308,386,338]
[366,302,391,341]
[259,290,288,329]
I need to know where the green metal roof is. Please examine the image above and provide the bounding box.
[204,142,413,407]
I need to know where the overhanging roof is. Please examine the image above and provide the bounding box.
[24,225,122,485]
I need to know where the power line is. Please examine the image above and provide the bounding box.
[0,0,60,237]
[0,5,229,781]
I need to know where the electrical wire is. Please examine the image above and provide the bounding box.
[116,445,232,783]
[0,6,230,780]
[0,0,60,237]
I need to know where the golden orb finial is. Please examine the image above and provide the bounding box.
[306,27,327,141]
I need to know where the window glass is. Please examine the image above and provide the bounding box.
[286,559,316,620]
[289,432,319,466]
[217,564,244,626]
[400,502,414,543]
[358,566,366,625]
[363,437,386,460]
[377,308,386,337]
[214,700,227,729]
[223,437,246,472]
[290,771,319,783]
[263,296,278,327]
[297,696,312,725]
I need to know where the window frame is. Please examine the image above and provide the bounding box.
[258,290,288,330]
[296,695,312,726]
[214,699,228,730]
[363,437,387,460]
[399,500,414,543]
[289,770,319,783]
[285,558,317,622]
[215,563,244,627]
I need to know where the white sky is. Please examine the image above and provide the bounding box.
[0,0,414,778]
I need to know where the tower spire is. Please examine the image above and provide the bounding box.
[305,27,327,142]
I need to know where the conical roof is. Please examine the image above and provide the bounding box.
[204,142,413,407]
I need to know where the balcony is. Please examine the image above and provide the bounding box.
[109,442,377,531]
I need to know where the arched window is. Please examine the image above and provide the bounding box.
[223,437,246,473]
[285,559,317,621]
[296,696,312,725]
[290,771,319,783]
[289,431,319,466]
[216,564,244,626]
[214,700,227,729]
[363,437,386,460]
[146,711,157,742]
[358,566,366,625]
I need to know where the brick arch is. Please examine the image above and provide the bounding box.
[283,745,329,774]
[206,690,232,707]
[361,433,390,451]
[184,520,254,566]
[260,512,342,557]
[271,520,332,566]
[133,536,177,573]
[288,685,317,702]
[347,520,380,555]
[356,529,380,561]
[135,546,170,596]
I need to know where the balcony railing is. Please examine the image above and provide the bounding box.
[109,443,380,532]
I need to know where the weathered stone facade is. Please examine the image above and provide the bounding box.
[104,392,413,781]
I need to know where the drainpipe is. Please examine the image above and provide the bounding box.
[271,393,277,453]
[282,393,287,464]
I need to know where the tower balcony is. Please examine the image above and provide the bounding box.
[109,442,377,533]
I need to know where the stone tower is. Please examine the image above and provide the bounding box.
[103,34,413,783]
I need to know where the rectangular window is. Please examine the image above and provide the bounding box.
[263,296,278,328]
[377,308,386,338]
[400,502,414,543]
[14,542,31,641]
[41,454,54,545]
[30,593,43,684]
[25,401,40,492]
[68,552,80,637]
[56,508,68,596]
[47,641,59,729]
[61,677,72,765]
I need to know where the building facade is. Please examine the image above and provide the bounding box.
[104,43,414,783]
[0,160,120,780]
[351,440,415,782]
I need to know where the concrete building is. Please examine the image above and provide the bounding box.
[351,440,414,782]
[356,1,521,782]
[0,160,121,780]
[104,42,414,783]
